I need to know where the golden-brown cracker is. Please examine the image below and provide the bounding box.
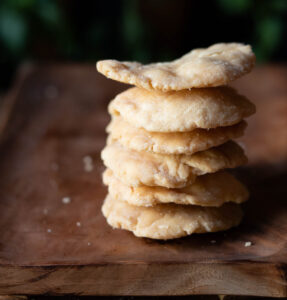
[101,141,247,188]
[102,194,243,240]
[103,169,249,207]
[107,116,247,154]
[109,86,255,132]
[97,43,255,91]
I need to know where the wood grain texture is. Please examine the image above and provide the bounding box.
[0,64,287,297]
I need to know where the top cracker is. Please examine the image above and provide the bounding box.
[96,43,255,91]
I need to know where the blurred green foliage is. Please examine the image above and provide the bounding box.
[217,0,287,61]
[0,0,286,90]
[0,0,73,58]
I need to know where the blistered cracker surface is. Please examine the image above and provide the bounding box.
[97,43,255,91]
[101,141,247,188]
[103,169,249,207]
[109,87,255,132]
[107,116,247,154]
[102,194,243,240]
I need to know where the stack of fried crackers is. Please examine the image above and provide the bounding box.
[97,43,256,240]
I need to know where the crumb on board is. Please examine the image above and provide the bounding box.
[47,228,52,233]
[51,162,59,171]
[245,241,252,247]
[83,155,94,172]
[62,197,71,204]
[76,222,81,227]
[44,85,59,99]
[43,208,48,215]
[237,141,246,151]
[87,242,91,246]
[49,179,57,188]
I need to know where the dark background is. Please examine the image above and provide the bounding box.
[1,0,287,91]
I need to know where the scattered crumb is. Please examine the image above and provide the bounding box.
[47,228,52,233]
[51,162,59,171]
[83,155,94,172]
[44,85,58,99]
[62,197,71,204]
[237,141,246,151]
[245,241,252,247]
[76,222,81,227]
[43,208,48,215]
[49,179,57,188]
[210,240,216,244]
[87,242,91,246]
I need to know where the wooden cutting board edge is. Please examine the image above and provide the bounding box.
[0,261,286,297]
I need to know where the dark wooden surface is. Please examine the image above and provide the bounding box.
[0,64,287,297]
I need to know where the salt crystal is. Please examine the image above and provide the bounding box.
[76,222,81,227]
[245,241,252,247]
[47,228,52,233]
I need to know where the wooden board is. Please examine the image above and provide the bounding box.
[0,64,287,297]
